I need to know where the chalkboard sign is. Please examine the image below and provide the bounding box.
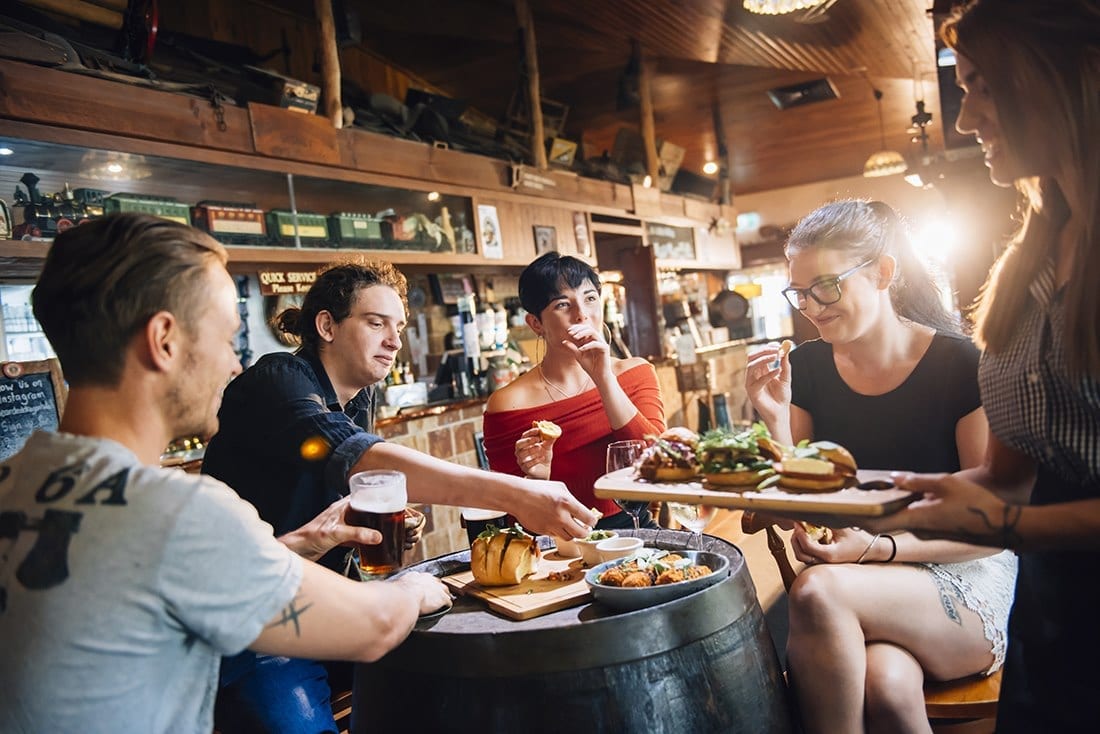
[645,222,697,261]
[0,359,67,463]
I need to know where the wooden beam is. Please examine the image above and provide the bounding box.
[637,43,659,184]
[514,0,547,169]
[20,0,122,28]
[314,0,343,129]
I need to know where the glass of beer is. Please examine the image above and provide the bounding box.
[348,470,407,581]
[460,507,510,545]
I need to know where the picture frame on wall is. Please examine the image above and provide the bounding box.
[477,204,504,260]
[572,211,591,257]
[533,225,557,255]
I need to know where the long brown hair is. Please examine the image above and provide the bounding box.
[944,0,1100,375]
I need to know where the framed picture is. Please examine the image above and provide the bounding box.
[572,211,591,257]
[533,225,557,255]
[477,204,504,260]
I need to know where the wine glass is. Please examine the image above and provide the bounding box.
[667,502,717,549]
[605,439,649,531]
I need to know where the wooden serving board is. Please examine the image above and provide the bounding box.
[441,552,591,621]
[594,467,918,521]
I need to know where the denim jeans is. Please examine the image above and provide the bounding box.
[215,650,347,734]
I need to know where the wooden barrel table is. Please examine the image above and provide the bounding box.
[353,529,794,733]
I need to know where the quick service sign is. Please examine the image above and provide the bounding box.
[258,270,318,295]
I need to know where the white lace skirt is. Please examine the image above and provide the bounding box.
[919,550,1018,674]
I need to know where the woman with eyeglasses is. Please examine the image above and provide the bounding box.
[746,199,1017,734]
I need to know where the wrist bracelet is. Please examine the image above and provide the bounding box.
[881,533,897,563]
[855,533,881,564]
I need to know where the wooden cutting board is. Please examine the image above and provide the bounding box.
[442,552,591,621]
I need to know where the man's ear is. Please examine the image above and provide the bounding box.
[315,310,335,343]
[878,255,898,290]
[144,311,178,372]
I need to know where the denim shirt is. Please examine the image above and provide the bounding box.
[202,350,382,571]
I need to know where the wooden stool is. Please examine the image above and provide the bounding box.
[740,512,1001,733]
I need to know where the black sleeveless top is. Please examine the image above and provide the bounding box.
[789,332,981,472]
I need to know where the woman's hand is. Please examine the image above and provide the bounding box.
[745,345,791,428]
[403,507,427,550]
[514,425,557,479]
[790,525,874,565]
[562,323,613,384]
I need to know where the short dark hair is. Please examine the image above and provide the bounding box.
[32,214,227,387]
[518,252,601,317]
[275,260,408,353]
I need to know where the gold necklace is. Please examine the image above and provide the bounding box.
[538,365,591,401]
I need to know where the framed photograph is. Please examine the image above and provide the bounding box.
[572,211,591,257]
[533,225,557,255]
[477,204,504,260]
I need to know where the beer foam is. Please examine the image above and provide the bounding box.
[461,507,507,522]
[349,471,407,512]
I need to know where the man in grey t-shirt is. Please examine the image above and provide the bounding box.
[0,215,451,733]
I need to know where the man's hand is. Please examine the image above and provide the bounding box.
[403,507,427,550]
[506,477,600,539]
[390,571,453,615]
[864,472,1017,549]
[277,495,381,562]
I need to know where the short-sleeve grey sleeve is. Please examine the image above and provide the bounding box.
[157,476,304,656]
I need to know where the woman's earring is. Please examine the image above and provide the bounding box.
[535,334,544,363]
[602,323,613,343]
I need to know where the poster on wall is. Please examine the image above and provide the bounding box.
[477,204,504,260]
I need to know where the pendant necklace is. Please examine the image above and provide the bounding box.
[538,365,591,402]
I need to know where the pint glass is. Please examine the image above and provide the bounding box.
[348,470,407,580]
[460,507,510,545]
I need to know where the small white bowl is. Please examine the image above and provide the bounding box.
[553,536,581,558]
[575,531,618,565]
[596,536,644,564]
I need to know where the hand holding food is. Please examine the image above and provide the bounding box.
[534,420,562,442]
[515,420,562,479]
[745,345,793,429]
[470,524,541,586]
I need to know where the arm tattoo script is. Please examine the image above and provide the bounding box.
[267,595,314,637]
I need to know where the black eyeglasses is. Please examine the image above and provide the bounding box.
[782,259,875,310]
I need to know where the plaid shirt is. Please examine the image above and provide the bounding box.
[979,260,1100,491]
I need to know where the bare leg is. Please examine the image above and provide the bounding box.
[787,563,995,734]
[864,643,931,734]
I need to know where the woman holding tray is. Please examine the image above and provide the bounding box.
[483,252,665,530]
[746,199,1017,734]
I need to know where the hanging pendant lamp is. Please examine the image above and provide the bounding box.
[743,0,829,14]
[863,88,908,177]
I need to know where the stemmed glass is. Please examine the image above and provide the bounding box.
[605,439,649,531]
[666,502,717,549]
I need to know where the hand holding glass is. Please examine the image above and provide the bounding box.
[347,470,407,580]
[605,440,648,531]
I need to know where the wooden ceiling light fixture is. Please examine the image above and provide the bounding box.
[743,0,830,15]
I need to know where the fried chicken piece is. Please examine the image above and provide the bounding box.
[621,571,654,587]
[655,568,685,585]
[685,565,712,580]
[663,554,685,564]
[598,567,628,586]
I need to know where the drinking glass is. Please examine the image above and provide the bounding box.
[347,470,407,580]
[667,502,718,549]
[605,439,648,531]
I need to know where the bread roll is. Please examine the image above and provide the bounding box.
[470,527,541,586]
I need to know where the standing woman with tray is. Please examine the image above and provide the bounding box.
[869,1,1100,730]
[745,199,1017,734]
[483,252,665,530]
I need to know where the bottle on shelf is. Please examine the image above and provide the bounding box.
[457,293,482,397]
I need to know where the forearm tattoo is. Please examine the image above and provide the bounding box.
[267,595,313,637]
[961,504,1024,549]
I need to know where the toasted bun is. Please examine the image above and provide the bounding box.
[654,465,699,482]
[776,474,849,493]
[810,442,857,475]
[533,420,562,441]
[703,470,763,488]
[801,522,834,543]
[780,339,794,357]
[660,426,699,446]
[470,530,541,586]
[757,436,785,462]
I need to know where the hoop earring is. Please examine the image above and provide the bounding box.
[535,334,544,364]
[602,323,613,343]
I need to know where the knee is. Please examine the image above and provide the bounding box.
[864,658,925,724]
[788,565,845,628]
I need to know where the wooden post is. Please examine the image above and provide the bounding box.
[515,0,548,169]
[314,0,343,129]
[20,0,123,28]
[637,43,659,185]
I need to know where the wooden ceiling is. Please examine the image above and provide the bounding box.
[356,0,945,195]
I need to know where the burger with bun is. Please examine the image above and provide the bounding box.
[635,427,699,482]
[772,440,858,493]
[697,423,782,489]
